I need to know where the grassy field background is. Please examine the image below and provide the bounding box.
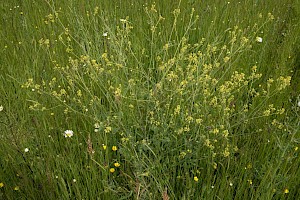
[1,0,300,199]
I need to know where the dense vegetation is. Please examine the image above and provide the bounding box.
[1,0,300,199]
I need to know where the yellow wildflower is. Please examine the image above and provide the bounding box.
[109,168,115,173]
[104,126,112,133]
[284,188,289,194]
[112,146,118,151]
[194,176,199,182]
[114,162,121,167]
[223,56,230,63]
[247,179,253,185]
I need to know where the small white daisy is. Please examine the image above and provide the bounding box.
[103,32,108,37]
[255,36,263,43]
[24,148,29,152]
[64,130,74,138]
[0,105,3,112]
[297,101,300,107]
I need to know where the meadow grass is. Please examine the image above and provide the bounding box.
[1,0,300,199]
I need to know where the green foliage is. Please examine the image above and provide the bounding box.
[1,0,300,199]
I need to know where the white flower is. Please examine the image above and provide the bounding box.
[64,130,74,138]
[94,123,100,132]
[24,148,29,152]
[297,101,300,107]
[255,36,263,43]
[103,32,108,37]
[0,105,3,111]
[73,179,76,183]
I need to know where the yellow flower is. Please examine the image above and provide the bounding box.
[194,176,199,182]
[14,186,19,191]
[213,162,217,169]
[174,105,181,115]
[0,182,4,188]
[109,168,115,173]
[114,162,121,167]
[223,148,230,157]
[268,13,275,20]
[102,144,107,150]
[112,146,118,151]
[223,56,230,63]
[247,179,253,185]
[195,118,202,124]
[104,126,112,133]
[284,188,289,194]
